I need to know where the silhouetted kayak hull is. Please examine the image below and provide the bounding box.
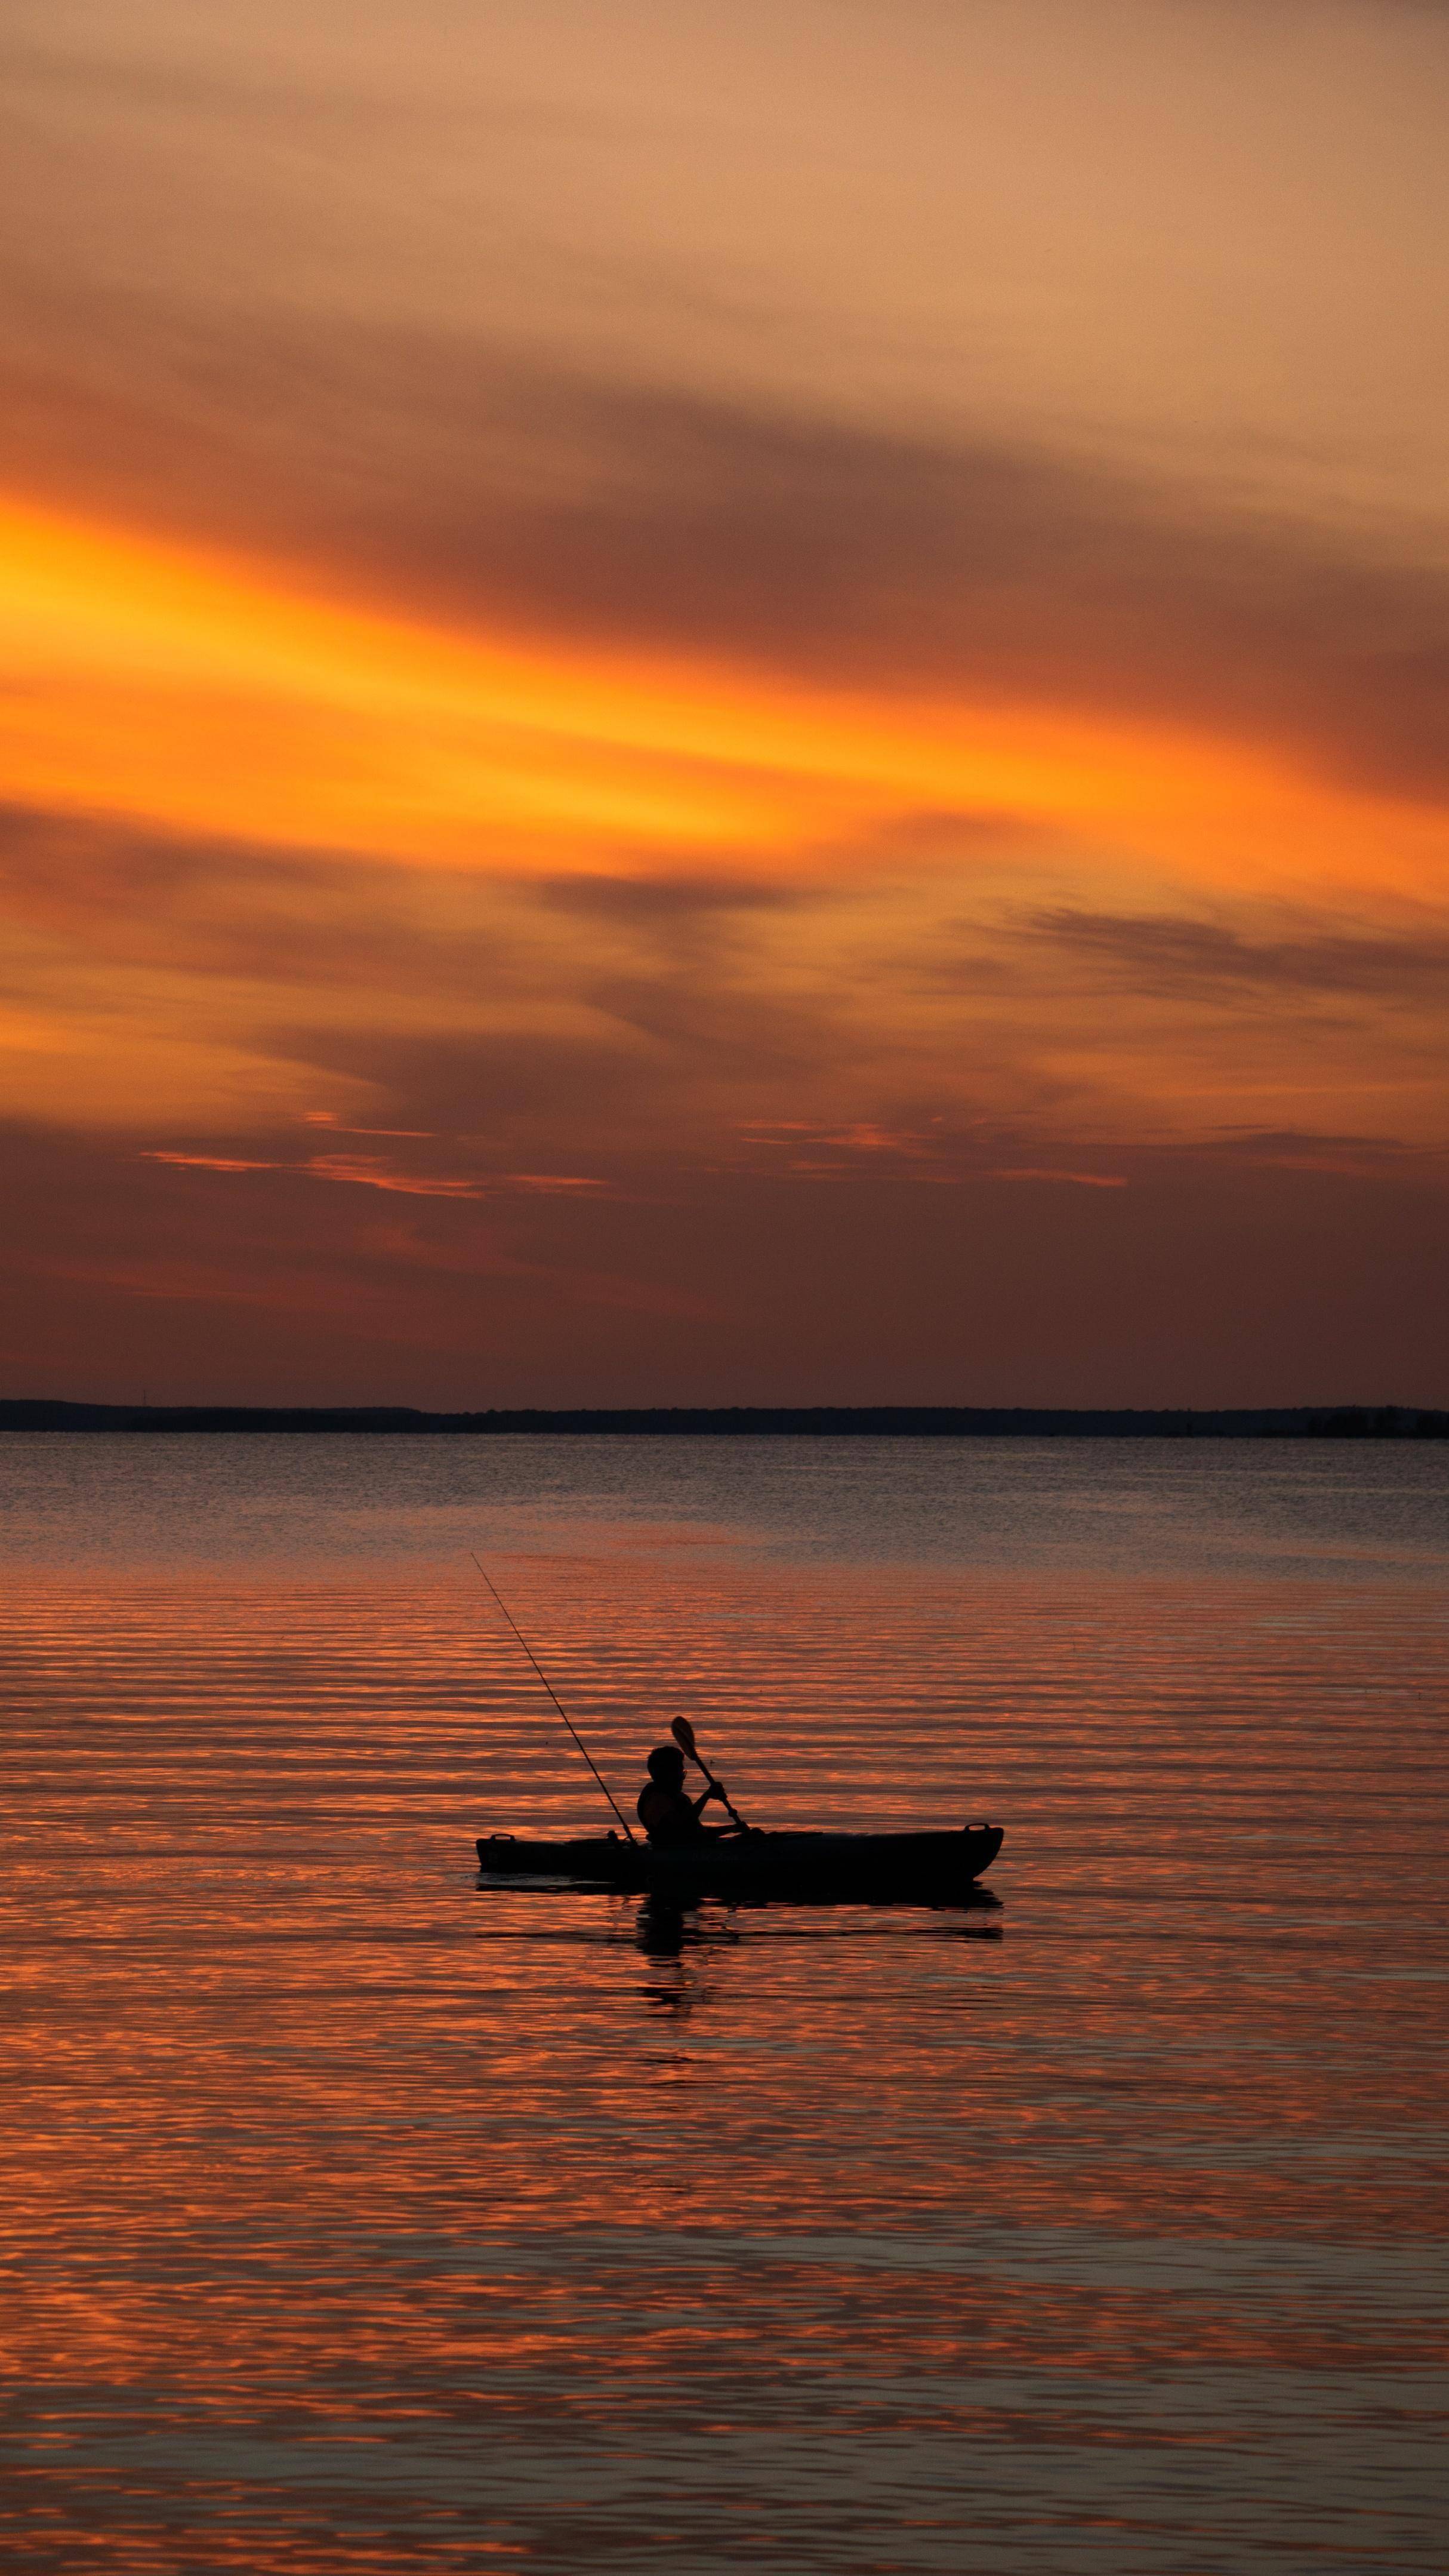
[476,1825,1004,1901]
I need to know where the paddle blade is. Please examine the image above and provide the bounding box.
[670,1715,698,1756]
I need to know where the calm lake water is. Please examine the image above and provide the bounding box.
[2,1435,1445,2574]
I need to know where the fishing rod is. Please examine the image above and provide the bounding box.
[670,1713,751,1830]
[470,1556,637,1842]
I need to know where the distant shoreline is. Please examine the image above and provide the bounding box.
[1,1401,1445,1438]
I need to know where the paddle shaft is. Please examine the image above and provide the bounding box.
[677,1733,750,1830]
[471,1557,637,1842]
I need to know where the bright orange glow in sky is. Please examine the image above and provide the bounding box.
[1,0,1445,1405]
[3,495,1439,900]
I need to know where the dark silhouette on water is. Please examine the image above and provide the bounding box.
[637,1895,692,1959]
[636,1741,745,1845]
[464,1578,1004,1899]
[476,1820,1004,1900]
[631,1889,1003,1973]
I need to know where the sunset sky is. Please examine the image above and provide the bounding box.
[2,0,1445,1405]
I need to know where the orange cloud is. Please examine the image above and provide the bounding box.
[2,493,1444,918]
[990,1168,1129,1188]
[146,1152,275,1174]
[303,1153,482,1198]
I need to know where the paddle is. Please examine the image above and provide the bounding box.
[670,1714,751,1831]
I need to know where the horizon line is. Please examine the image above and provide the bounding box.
[1,1399,1445,1438]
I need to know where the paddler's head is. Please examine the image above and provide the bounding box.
[646,1744,685,1789]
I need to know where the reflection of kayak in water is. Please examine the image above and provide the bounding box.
[475,1823,1004,1902]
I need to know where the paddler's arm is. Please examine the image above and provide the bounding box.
[695,1781,750,1838]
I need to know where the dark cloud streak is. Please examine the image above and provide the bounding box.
[1027,907,1449,1000]
[2,290,1447,801]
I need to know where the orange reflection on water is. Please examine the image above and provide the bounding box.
[2,1524,1447,2571]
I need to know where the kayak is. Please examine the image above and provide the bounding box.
[475,1823,1004,1903]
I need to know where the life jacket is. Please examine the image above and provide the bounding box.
[637,1783,703,1846]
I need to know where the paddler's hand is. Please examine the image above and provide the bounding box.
[707,1779,727,1804]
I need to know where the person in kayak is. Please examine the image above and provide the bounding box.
[636,1743,742,1846]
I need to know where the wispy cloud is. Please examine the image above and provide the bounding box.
[145,1152,275,1174]
[303,1110,434,1137]
[1028,908,1449,999]
[303,1153,483,1199]
[989,1167,1129,1189]
[144,1146,484,1199]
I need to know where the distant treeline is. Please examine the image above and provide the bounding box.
[1,1401,1445,1437]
